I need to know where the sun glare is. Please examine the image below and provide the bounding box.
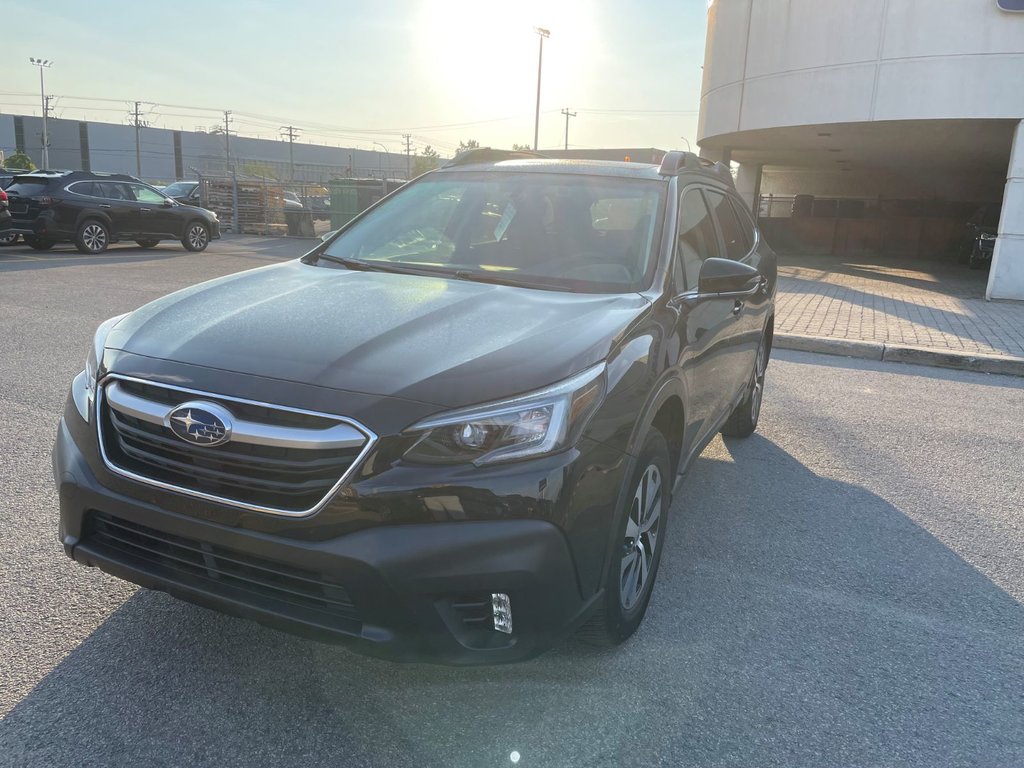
[415,0,599,127]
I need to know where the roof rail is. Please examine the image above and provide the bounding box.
[442,147,549,168]
[657,150,734,187]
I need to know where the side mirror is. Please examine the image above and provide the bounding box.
[697,257,762,296]
[162,198,174,207]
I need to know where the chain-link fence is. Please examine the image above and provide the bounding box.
[170,171,408,238]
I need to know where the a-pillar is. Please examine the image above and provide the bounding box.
[987,119,1024,301]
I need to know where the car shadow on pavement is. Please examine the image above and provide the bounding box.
[2,436,1023,767]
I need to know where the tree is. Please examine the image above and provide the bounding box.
[511,143,532,151]
[456,139,480,155]
[3,152,36,171]
[412,145,440,177]
[241,161,278,179]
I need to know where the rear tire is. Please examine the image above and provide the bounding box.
[968,243,987,270]
[578,429,670,647]
[135,239,160,248]
[26,236,54,251]
[721,332,769,438]
[181,222,209,252]
[75,220,110,254]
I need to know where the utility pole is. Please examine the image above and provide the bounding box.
[223,110,233,171]
[29,58,53,169]
[560,108,576,150]
[403,134,413,179]
[281,125,300,180]
[132,101,144,177]
[533,27,550,151]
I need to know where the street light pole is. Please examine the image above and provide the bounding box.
[29,58,53,169]
[533,27,550,151]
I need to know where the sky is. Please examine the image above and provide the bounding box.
[2,0,709,158]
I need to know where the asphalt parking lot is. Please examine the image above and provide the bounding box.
[2,237,1023,767]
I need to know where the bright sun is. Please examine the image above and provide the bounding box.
[415,0,599,126]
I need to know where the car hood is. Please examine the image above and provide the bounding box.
[106,260,651,408]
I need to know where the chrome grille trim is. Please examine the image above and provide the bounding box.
[105,380,367,450]
[96,373,378,518]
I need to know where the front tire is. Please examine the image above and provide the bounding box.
[75,220,110,254]
[181,222,209,252]
[578,430,670,646]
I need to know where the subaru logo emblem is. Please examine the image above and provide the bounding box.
[166,401,233,447]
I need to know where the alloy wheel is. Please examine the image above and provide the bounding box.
[188,224,208,250]
[751,340,767,423]
[620,463,662,611]
[82,223,107,252]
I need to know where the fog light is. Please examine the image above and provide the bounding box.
[491,592,512,634]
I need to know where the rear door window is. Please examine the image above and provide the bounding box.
[95,182,133,201]
[69,181,96,197]
[729,197,757,249]
[706,190,750,260]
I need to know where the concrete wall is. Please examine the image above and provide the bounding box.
[761,168,1006,203]
[699,0,1024,141]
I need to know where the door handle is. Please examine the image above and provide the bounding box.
[139,208,152,213]
[99,204,111,209]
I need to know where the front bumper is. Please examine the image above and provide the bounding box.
[54,416,598,665]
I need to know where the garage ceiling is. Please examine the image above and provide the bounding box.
[699,118,1017,172]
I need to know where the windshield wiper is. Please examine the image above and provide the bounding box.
[313,253,439,277]
[313,254,561,290]
[448,269,562,291]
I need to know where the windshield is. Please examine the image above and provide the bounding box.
[162,182,196,197]
[322,172,665,293]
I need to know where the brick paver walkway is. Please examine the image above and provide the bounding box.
[776,256,1024,359]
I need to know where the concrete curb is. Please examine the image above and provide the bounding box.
[775,333,1024,377]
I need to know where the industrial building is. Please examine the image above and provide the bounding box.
[0,113,411,185]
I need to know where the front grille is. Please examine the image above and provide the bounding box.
[84,512,361,632]
[98,376,374,515]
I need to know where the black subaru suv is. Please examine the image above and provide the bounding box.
[5,170,220,253]
[54,150,776,664]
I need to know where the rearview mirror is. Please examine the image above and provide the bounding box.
[697,257,761,295]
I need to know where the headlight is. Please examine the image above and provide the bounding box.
[403,364,606,466]
[71,314,129,422]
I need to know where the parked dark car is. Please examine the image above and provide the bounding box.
[960,203,1000,270]
[0,187,10,238]
[54,150,776,664]
[160,180,202,206]
[5,171,220,253]
[0,168,30,246]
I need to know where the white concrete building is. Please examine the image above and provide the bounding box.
[698,0,1024,300]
